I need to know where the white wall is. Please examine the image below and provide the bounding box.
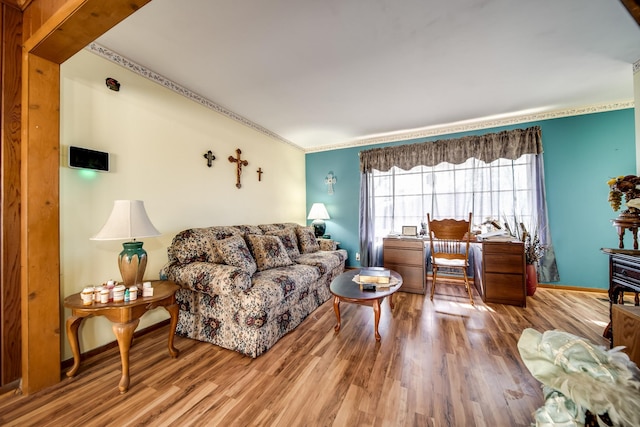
[60,49,306,359]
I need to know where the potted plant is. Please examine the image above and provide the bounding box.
[504,218,545,296]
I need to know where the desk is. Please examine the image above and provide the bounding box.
[382,237,526,306]
[63,280,180,393]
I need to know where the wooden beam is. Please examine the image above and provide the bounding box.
[621,0,640,25]
[0,3,23,386]
[20,52,61,393]
[17,0,152,395]
[0,0,29,11]
[24,0,151,64]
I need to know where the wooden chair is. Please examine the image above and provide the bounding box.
[427,213,474,305]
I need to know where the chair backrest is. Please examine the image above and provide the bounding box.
[427,213,472,262]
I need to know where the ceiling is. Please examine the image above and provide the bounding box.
[94,0,640,152]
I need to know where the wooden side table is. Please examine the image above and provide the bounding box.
[63,280,180,393]
[611,214,640,249]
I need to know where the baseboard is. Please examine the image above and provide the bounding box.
[60,319,171,370]
[536,283,608,293]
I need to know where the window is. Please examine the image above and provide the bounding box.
[358,126,558,282]
[371,155,537,238]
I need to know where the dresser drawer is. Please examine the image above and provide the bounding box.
[484,253,525,274]
[384,247,424,266]
[385,263,425,294]
[484,273,525,305]
[383,238,426,294]
[611,256,640,288]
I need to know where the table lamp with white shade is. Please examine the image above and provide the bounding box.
[307,202,330,237]
[91,200,160,287]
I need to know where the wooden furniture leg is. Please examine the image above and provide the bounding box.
[617,227,625,249]
[333,296,341,332]
[373,299,381,341]
[165,302,180,358]
[112,319,140,393]
[65,316,84,377]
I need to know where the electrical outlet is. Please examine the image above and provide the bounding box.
[355,252,360,261]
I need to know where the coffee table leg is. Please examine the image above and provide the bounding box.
[165,302,180,358]
[66,315,83,377]
[112,319,140,393]
[373,299,381,341]
[333,295,341,332]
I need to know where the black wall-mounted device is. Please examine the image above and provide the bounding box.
[68,146,110,172]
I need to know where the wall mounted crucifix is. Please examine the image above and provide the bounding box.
[203,150,216,167]
[228,148,248,188]
[257,167,263,182]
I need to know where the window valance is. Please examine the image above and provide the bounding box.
[359,126,542,173]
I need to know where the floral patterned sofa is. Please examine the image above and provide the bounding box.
[160,223,347,358]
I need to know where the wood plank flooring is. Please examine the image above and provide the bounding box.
[0,286,614,427]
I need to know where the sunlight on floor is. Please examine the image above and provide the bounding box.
[588,318,609,328]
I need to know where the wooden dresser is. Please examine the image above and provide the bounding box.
[382,238,426,294]
[473,241,526,307]
[602,249,640,346]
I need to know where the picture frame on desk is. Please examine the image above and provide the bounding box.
[402,226,417,237]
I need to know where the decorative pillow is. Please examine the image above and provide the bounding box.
[267,229,301,259]
[296,226,320,254]
[216,235,257,276]
[170,228,217,264]
[246,234,294,271]
[318,239,337,251]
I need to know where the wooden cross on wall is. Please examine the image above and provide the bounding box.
[228,148,248,188]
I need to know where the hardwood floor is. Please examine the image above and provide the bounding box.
[0,286,613,427]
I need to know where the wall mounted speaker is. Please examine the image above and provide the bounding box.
[68,146,110,172]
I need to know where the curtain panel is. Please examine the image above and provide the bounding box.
[360,126,543,172]
[358,126,559,283]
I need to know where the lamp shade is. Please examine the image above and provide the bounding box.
[307,203,330,220]
[91,200,160,241]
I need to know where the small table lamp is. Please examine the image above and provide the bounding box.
[91,200,161,287]
[307,203,330,237]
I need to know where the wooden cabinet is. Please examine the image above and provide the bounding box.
[612,305,640,366]
[383,238,426,294]
[475,241,526,307]
[602,250,640,346]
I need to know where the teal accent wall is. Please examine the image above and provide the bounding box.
[305,109,636,289]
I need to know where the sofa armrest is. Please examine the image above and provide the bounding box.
[318,239,338,251]
[162,261,252,296]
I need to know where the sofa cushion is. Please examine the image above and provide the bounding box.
[169,228,218,265]
[258,223,298,233]
[267,228,301,259]
[232,225,264,236]
[296,249,348,275]
[296,226,320,254]
[246,234,294,271]
[238,264,322,313]
[216,235,257,275]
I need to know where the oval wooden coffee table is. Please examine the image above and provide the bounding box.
[330,269,402,341]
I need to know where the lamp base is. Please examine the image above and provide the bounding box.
[119,241,147,287]
[311,220,326,238]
